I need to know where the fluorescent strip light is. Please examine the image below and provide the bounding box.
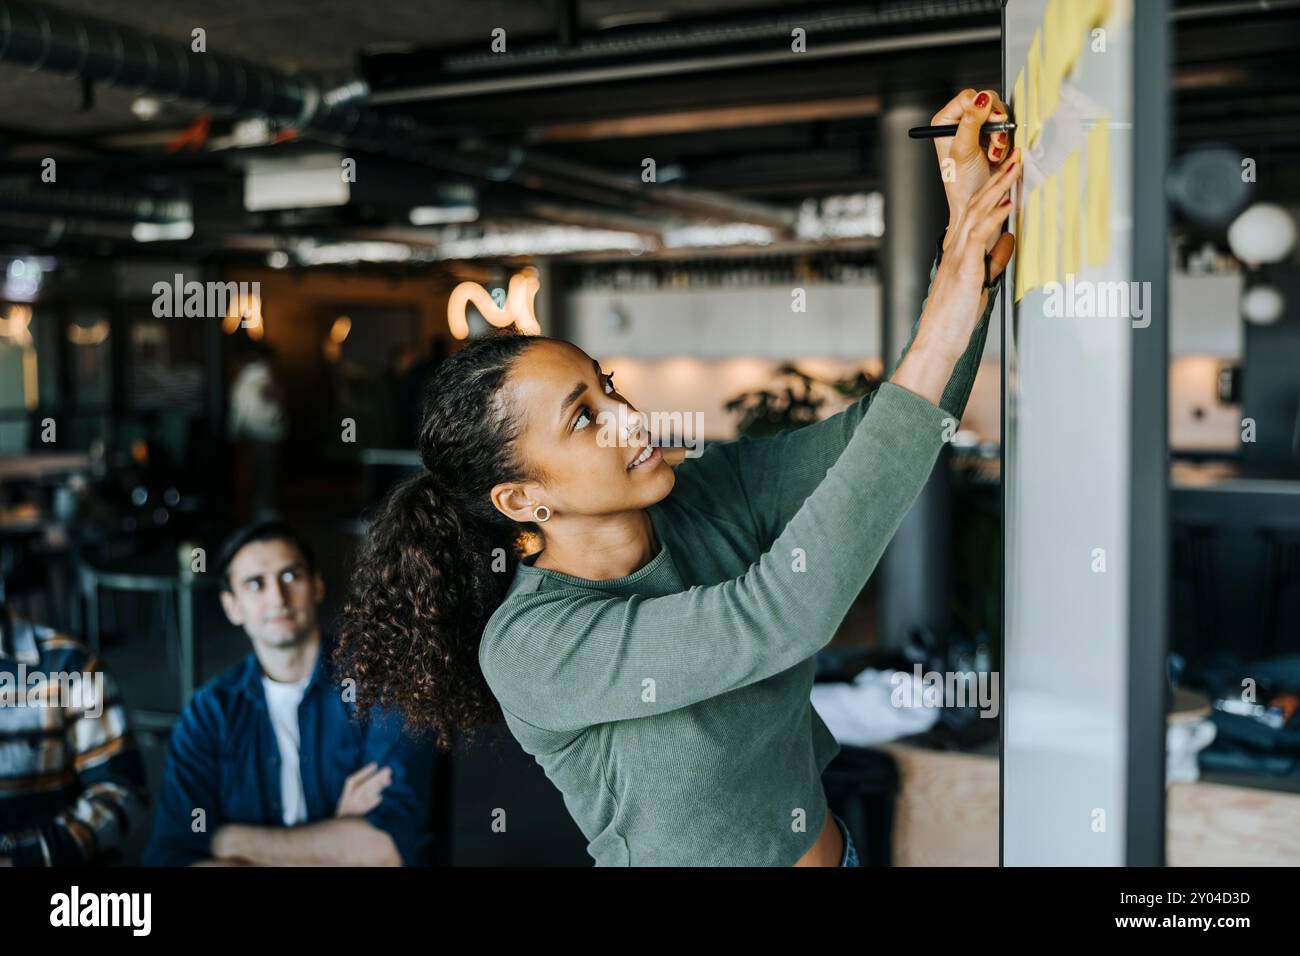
[132,221,195,242]
[410,205,479,225]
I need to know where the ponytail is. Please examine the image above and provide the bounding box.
[334,330,541,750]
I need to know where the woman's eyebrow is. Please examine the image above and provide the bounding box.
[557,358,603,423]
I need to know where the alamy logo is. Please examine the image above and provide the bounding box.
[596,404,705,459]
[152,274,261,320]
[0,666,104,718]
[50,886,151,936]
[890,665,1000,718]
[1042,274,1152,328]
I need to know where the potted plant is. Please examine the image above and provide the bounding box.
[724,363,880,438]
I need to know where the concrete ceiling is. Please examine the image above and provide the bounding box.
[0,0,818,137]
[2,0,1299,261]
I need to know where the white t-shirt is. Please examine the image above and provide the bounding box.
[261,674,312,826]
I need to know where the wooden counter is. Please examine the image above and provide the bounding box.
[882,743,1300,866]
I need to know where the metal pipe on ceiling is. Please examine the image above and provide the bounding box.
[1173,0,1300,20]
[0,0,792,231]
[0,182,190,222]
[364,0,1300,105]
[516,200,669,237]
[369,26,1003,103]
[0,0,433,155]
[515,151,795,229]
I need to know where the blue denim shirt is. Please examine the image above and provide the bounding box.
[143,641,434,866]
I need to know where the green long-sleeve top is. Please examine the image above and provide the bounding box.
[479,253,994,865]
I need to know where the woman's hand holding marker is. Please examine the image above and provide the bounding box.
[930,88,1014,253]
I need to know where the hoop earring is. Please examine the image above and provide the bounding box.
[532,504,551,523]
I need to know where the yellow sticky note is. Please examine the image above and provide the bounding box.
[1041,173,1058,287]
[1015,184,1041,302]
[1060,0,1082,76]
[1041,1,1060,123]
[1061,149,1082,278]
[1085,119,1111,267]
[1027,29,1042,146]
[1043,0,1058,68]
[1012,69,1026,154]
[1040,51,1059,124]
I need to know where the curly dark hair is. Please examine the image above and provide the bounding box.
[334,328,547,751]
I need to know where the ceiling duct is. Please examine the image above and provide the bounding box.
[366,1,1004,100]
[0,0,791,233]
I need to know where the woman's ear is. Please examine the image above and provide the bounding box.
[490,481,543,523]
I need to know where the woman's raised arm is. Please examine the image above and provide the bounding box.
[479,381,950,733]
[479,145,1021,736]
[712,245,994,548]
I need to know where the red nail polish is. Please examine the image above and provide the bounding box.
[974,92,990,108]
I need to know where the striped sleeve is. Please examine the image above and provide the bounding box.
[3,647,148,866]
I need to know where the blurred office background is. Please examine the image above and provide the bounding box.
[0,0,1298,865]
